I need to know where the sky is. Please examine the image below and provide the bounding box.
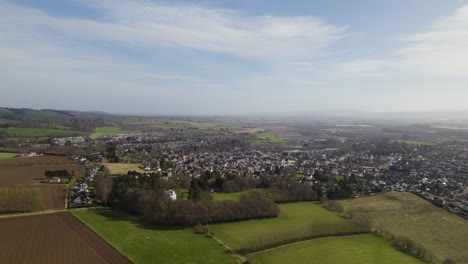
[1,0,467,115]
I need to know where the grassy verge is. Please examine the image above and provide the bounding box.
[72,208,237,264]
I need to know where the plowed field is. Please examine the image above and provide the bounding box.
[0,212,130,264]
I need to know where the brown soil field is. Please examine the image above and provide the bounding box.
[0,155,85,187]
[0,156,84,212]
[0,211,130,264]
[339,191,468,264]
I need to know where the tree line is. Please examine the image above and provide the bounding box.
[109,173,279,226]
[44,170,73,179]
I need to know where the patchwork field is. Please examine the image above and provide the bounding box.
[0,212,130,264]
[248,234,423,264]
[72,208,237,264]
[250,132,287,144]
[339,191,468,263]
[208,202,367,252]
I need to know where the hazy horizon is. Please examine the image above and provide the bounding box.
[1,0,467,115]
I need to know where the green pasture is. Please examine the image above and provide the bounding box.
[209,202,364,251]
[72,208,237,264]
[248,234,423,264]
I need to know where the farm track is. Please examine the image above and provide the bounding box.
[0,211,131,264]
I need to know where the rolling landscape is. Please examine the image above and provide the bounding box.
[0,107,467,263]
[1,0,468,263]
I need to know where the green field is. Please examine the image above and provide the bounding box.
[6,127,80,137]
[339,192,468,263]
[249,234,423,264]
[0,118,17,124]
[152,123,184,129]
[91,126,129,139]
[213,191,250,201]
[72,208,237,264]
[209,202,366,252]
[0,153,18,160]
[397,140,436,146]
[250,132,286,145]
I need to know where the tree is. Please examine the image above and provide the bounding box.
[188,177,202,201]
[105,142,119,163]
[95,173,112,205]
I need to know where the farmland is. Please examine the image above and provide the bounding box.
[0,152,18,160]
[0,212,130,264]
[250,132,287,144]
[104,162,150,175]
[0,156,84,213]
[6,127,81,137]
[339,192,468,263]
[72,208,237,264]
[91,126,130,139]
[0,156,85,187]
[0,185,66,214]
[248,234,423,264]
[397,140,437,146]
[208,202,367,252]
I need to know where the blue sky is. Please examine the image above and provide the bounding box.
[1,0,467,115]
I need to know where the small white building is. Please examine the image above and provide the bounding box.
[50,177,61,183]
[165,190,177,201]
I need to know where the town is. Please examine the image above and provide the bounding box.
[13,121,467,220]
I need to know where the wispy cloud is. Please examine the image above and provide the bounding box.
[336,4,468,77]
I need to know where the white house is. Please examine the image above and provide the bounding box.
[165,190,177,201]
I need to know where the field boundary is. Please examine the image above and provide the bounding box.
[68,210,132,264]
[210,234,247,264]
[0,209,66,219]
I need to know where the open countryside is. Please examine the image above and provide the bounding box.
[72,208,237,264]
[338,192,468,263]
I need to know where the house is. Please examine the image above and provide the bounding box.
[165,190,177,201]
[73,195,91,204]
[50,177,61,183]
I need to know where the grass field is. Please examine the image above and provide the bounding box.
[209,202,365,251]
[104,163,149,174]
[213,191,250,201]
[91,126,129,139]
[0,153,18,160]
[339,192,468,263]
[250,132,286,145]
[0,118,17,124]
[72,208,237,264]
[248,234,423,264]
[397,140,436,146]
[6,127,80,137]
[152,123,184,129]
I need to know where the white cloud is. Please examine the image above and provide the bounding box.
[0,0,345,61]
